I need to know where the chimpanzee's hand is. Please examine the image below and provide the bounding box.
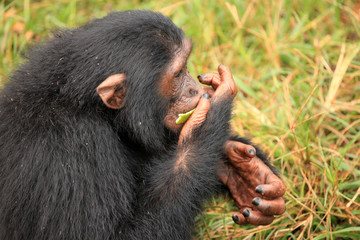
[198,64,237,103]
[218,140,286,225]
[179,65,237,144]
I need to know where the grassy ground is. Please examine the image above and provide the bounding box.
[1,0,359,239]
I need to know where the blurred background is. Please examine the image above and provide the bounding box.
[1,0,359,239]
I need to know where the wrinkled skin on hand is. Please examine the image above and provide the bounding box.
[218,141,286,225]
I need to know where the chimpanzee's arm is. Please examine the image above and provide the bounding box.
[121,99,233,239]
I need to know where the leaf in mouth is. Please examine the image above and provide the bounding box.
[175,109,195,124]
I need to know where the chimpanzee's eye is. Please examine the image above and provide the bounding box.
[175,69,183,78]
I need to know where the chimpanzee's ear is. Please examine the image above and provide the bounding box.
[96,74,127,109]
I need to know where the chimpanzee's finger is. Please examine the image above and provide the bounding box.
[242,209,274,226]
[225,141,256,163]
[252,197,286,216]
[255,175,286,198]
[198,73,221,90]
[232,213,247,225]
[185,93,211,126]
[178,93,210,144]
[217,64,237,97]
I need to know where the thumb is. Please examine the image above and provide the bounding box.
[178,93,210,145]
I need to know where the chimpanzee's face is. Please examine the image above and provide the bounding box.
[159,38,204,132]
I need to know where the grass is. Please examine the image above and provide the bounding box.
[1,0,360,239]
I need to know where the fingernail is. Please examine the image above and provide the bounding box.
[255,186,264,195]
[198,74,205,79]
[248,148,255,156]
[203,93,210,99]
[252,197,261,206]
[232,215,239,222]
[242,209,250,218]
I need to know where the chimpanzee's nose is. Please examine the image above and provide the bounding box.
[189,89,198,97]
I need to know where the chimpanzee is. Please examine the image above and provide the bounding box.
[0,10,285,240]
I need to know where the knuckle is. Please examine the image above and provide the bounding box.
[279,205,286,215]
[219,64,229,72]
[233,87,238,96]
[190,115,207,125]
[278,183,286,195]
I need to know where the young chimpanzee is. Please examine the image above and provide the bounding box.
[0,10,285,240]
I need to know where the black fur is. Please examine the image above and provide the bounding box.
[0,10,275,240]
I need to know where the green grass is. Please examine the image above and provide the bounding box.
[1,0,360,239]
